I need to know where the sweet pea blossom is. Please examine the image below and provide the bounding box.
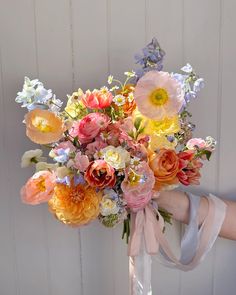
[21,149,45,168]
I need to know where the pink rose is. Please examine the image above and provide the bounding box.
[74,152,90,172]
[21,171,55,205]
[121,162,155,212]
[186,138,206,150]
[69,113,110,144]
[82,88,113,109]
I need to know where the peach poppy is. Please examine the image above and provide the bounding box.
[134,71,184,120]
[21,171,56,205]
[25,109,66,144]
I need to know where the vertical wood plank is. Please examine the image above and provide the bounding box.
[147,0,184,72]
[71,1,114,295]
[34,1,82,294]
[109,1,146,293]
[147,1,183,294]
[0,1,50,295]
[180,1,221,295]
[214,1,236,294]
[0,48,18,295]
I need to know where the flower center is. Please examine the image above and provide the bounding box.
[36,177,46,192]
[149,88,169,106]
[33,117,53,132]
[128,169,142,186]
[70,187,85,203]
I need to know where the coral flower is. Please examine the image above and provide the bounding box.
[115,84,136,115]
[84,160,116,189]
[134,71,184,120]
[48,183,101,226]
[149,148,180,189]
[177,150,203,185]
[21,171,56,205]
[121,162,155,211]
[25,109,66,144]
[70,113,110,144]
[81,87,113,109]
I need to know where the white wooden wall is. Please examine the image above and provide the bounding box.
[0,0,236,294]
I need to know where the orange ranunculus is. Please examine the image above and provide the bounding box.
[84,160,116,189]
[115,84,136,115]
[25,109,66,144]
[149,148,180,189]
[48,182,101,226]
[21,171,56,205]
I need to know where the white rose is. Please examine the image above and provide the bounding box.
[101,146,130,169]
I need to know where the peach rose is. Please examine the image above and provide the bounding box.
[149,149,180,189]
[121,162,155,211]
[21,171,55,205]
[81,88,113,109]
[70,113,110,144]
[84,160,116,189]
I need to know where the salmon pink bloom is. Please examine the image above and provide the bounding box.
[177,150,203,185]
[21,171,55,205]
[134,71,184,120]
[70,113,110,144]
[121,162,155,211]
[81,87,113,109]
[84,160,116,189]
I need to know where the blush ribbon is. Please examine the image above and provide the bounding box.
[128,193,227,295]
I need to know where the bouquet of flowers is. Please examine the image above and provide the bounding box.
[16,38,222,295]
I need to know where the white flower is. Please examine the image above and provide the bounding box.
[108,75,113,84]
[35,162,58,172]
[100,189,119,216]
[124,71,136,78]
[113,95,126,106]
[21,149,44,168]
[181,63,193,73]
[56,166,71,179]
[101,146,130,169]
[128,92,134,102]
[130,157,142,170]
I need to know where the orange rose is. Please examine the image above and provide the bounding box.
[25,109,66,144]
[149,148,180,189]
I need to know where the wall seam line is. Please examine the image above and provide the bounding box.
[213,1,224,294]
[33,2,52,295]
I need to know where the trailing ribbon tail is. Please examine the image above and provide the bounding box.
[128,193,227,295]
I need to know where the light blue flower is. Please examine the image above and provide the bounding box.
[15,76,62,112]
[181,63,193,73]
[54,148,70,163]
[74,174,86,186]
[56,176,71,186]
[193,78,204,92]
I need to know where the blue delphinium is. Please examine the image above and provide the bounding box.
[172,63,205,108]
[15,76,63,112]
[134,37,165,79]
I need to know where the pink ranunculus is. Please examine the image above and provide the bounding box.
[121,161,155,212]
[69,113,110,144]
[53,140,76,154]
[21,171,56,205]
[186,138,206,150]
[86,137,108,155]
[81,88,113,109]
[74,152,90,172]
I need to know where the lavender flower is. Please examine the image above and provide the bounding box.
[134,38,165,79]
